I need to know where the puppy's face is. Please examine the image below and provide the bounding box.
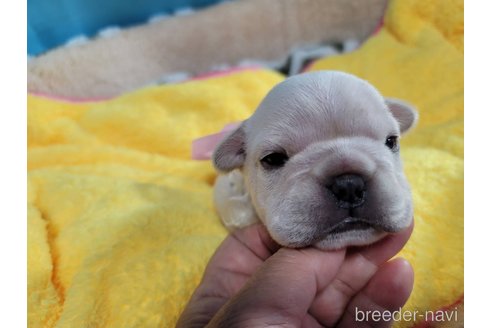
[214,71,417,250]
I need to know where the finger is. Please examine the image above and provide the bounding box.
[356,219,414,264]
[309,250,379,326]
[336,258,414,328]
[301,314,324,328]
[309,220,414,326]
[177,224,279,328]
[206,223,279,276]
[207,247,346,327]
[231,222,281,260]
[199,224,280,294]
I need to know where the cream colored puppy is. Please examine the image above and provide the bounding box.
[213,71,417,250]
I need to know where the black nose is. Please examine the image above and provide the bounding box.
[329,174,366,208]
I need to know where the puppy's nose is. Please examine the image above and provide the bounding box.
[329,174,366,208]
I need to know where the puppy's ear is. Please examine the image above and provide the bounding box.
[385,98,419,134]
[213,124,246,172]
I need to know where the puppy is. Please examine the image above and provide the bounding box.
[212,71,417,250]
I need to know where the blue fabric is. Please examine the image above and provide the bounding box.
[27,0,223,56]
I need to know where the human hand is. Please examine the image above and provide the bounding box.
[177,222,414,327]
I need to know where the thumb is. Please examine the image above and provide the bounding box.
[207,247,346,327]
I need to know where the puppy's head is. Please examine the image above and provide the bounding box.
[213,71,417,250]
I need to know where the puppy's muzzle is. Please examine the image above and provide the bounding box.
[329,174,366,209]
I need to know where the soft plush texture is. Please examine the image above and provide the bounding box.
[28,70,283,327]
[27,0,463,327]
[27,0,387,99]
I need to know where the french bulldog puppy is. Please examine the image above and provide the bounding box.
[213,71,417,250]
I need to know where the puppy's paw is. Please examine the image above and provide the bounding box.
[214,170,258,230]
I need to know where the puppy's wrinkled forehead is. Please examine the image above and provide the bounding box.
[245,71,399,151]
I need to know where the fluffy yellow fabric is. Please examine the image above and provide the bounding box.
[28,0,462,326]
[309,0,463,326]
[28,70,284,327]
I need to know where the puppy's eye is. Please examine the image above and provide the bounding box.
[385,136,399,152]
[260,152,289,169]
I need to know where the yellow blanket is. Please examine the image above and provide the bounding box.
[28,0,463,327]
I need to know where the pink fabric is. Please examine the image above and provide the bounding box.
[371,17,384,36]
[28,67,262,103]
[191,122,241,160]
[190,66,262,81]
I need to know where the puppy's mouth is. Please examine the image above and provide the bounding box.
[328,217,376,234]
